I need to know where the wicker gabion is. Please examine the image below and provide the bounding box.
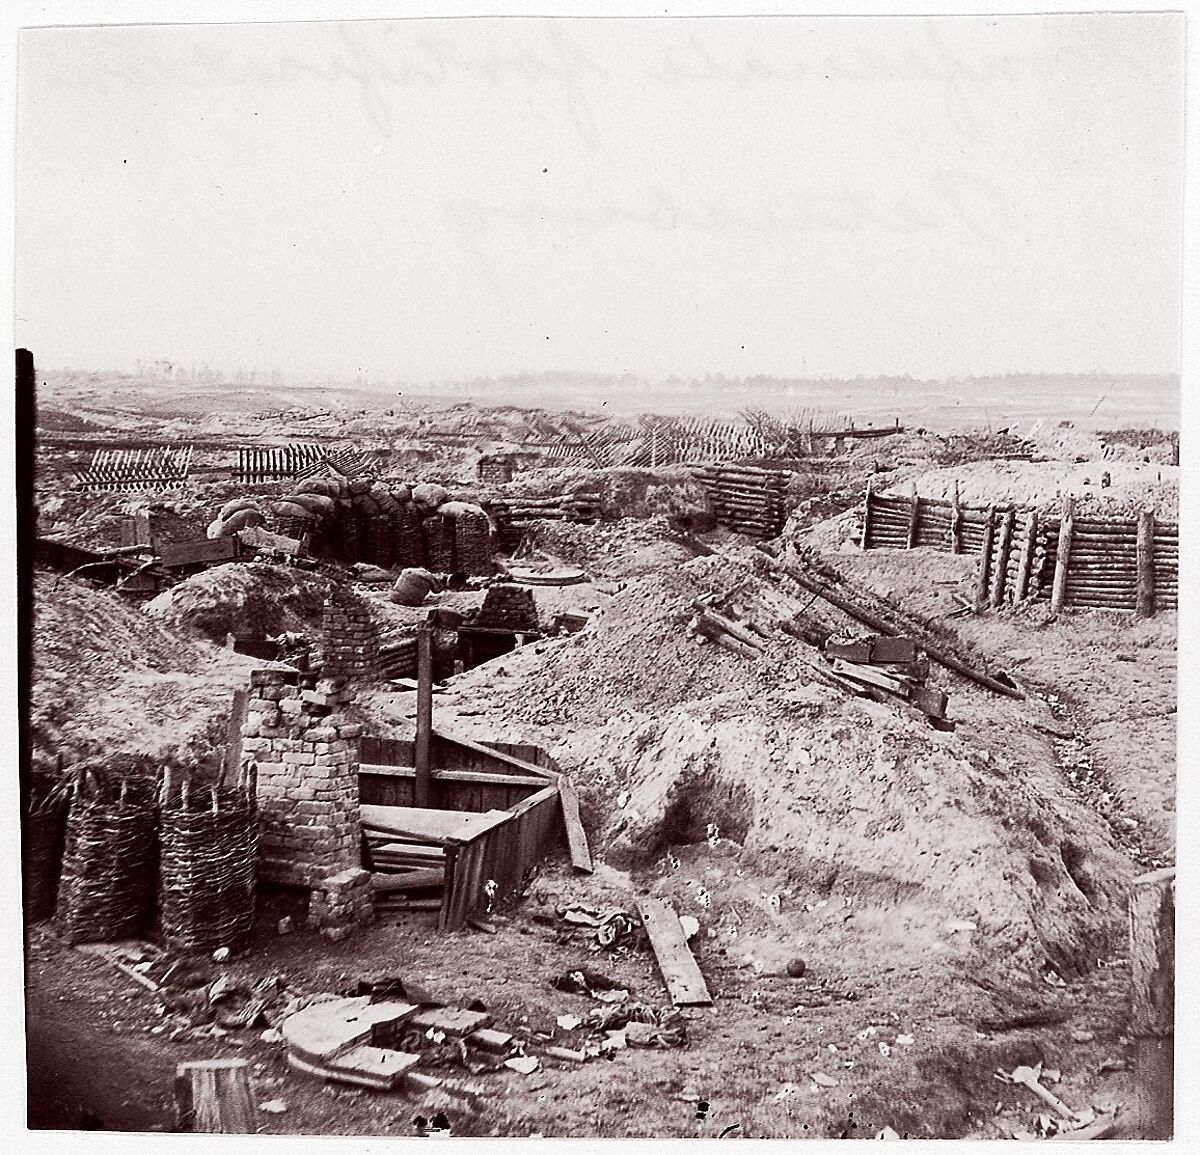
[423,514,456,572]
[391,504,425,568]
[24,777,69,925]
[55,775,158,945]
[454,509,494,576]
[159,778,258,953]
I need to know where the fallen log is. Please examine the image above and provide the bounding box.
[755,544,1024,698]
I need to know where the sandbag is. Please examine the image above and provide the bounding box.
[221,507,265,533]
[220,497,263,520]
[390,484,413,503]
[296,477,341,498]
[206,518,226,540]
[348,479,372,496]
[352,494,381,516]
[285,493,336,516]
[412,482,449,509]
[272,501,317,520]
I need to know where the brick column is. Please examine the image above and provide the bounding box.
[321,588,380,682]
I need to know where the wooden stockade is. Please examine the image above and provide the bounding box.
[158,766,258,953]
[694,464,790,538]
[73,445,193,491]
[860,484,1178,615]
[236,443,324,483]
[292,445,382,481]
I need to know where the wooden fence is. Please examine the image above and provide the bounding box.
[694,464,790,538]
[859,483,1177,614]
[236,444,324,483]
[72,446,193,491]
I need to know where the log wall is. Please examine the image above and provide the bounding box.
[859,484,1177,614]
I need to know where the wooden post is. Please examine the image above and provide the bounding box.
[1136,509,1156,618]
[414,624,434,808]
[174,1058,255,1133]
[905,483,920,550]
[990,508,1015,608]
[1129,867,1174,1139]
[221,688,249,787]
[1014,509,1038,603]
[949,480,962,554]
[861,477,873,550]
[974,506,996,607]
[1050,497,1074,614]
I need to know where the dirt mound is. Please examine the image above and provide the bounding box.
[145,561,333,642]
[384,549,1133,978]
[31,571,256,769]
[36,408,110,432]
[882,460,1178,519]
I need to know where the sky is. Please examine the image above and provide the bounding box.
[14,11,1185,382]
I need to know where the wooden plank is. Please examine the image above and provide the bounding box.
[433,726,559,781]
[175,1058,255,1133]
[159,537,239,568]
[361,804,512,843]
[1129,866,1174,1138]
[359,764,549,788]
[557,778,593,873]
[638,897,713,1006]
[829,659,910,696]
[1136,510,1156,619]
[371,868,445,891]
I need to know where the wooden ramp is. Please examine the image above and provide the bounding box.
[637,897,713,1007]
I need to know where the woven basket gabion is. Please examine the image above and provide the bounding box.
[159,785,258,953]
[423,514,457,572]
[55,780,158,945]
[454,509,493,576]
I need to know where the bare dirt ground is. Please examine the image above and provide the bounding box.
[24,379,1176,1138]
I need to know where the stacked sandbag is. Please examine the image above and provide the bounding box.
[206,498,267,540]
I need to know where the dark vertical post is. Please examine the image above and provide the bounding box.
[1050,496,1074,614]
[16,350,36,931]
[1015,509,1038,603]
[414,623,434,808]
[990,508,1015,608]
[1137,509,1156,619]
[905,482,920,550]
[949,480,962,554]
[974,505,995,607]
[1129,867,1174,1139]
[860,477,873,550]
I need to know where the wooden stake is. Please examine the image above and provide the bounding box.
[975,506,996,607]
[905,483,920,550]
[949,480,962,554]
[1136,509,1156,618]
[990,508,1016,608]
[414,624,434,808]
[861,477,873,550]
[175,1058,255,1133]
[1014,510,1039,603]
[1050,497,1074,614]
[1129,867,1174,1139]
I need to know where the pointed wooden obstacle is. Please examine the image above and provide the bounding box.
[638,897,712,1006]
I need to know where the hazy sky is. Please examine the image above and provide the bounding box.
[15,12,1184,381]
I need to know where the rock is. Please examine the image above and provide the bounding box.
[277,917,294,935]
[1071,1030,1095,1043]
[786,958,807,978]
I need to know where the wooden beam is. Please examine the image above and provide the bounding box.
[359,764,547,788]
[1050,497,1074,614]
[1129,866,1174,1139]
[905,483,920,549]
[557,778,593,873]
[432,725,560,782]
[990,508,1016,608]
[414,625,434,808]
[1136,509,1156,619]
[975,505,996,607]
[174,1058,255,1133]
[1014,510,1038,603]
[638,897,712,1006]
[949,480,962,554]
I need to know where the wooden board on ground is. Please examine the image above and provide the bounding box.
[370,867,445,892]
[557,778,593,874]
[360,804,512,843]
[637,897,713,1007]
[280,996,417,1063]
[410,1006,492,1036]
[159,537,240,569]
[175,1058,255,1133]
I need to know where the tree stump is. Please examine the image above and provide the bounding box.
[175,1058,255,1133]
